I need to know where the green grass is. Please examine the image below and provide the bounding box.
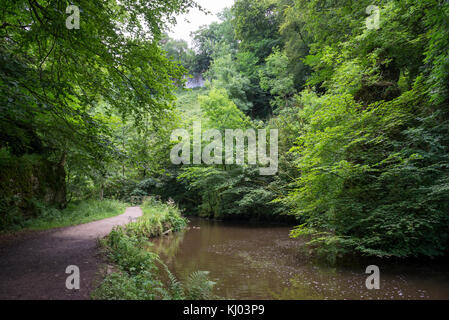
[175,87,208,120]
[2,199,128,233]
[124,198,188,237]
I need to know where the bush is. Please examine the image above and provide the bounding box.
[91,271,161,300]
[122,198,187,239]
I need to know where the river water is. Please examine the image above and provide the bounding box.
[148,217,449,300]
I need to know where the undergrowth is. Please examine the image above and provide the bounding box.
[91,198,218,300]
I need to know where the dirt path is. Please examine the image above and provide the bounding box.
[0,206,142,300]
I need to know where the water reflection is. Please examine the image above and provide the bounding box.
[147,217,449,300]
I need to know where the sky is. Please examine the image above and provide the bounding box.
[167,0,235,47]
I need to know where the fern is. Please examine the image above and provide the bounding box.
[158,264,218,300]
[161,264,185,300]
[184,271,217,300]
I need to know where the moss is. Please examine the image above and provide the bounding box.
[0,150,66,226]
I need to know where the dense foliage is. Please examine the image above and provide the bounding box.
[2,0,449,260]
[162,0,449,259]
[0,0,196,226]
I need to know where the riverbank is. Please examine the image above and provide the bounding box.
[91,199,218,300]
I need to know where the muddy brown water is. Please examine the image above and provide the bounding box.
[148,217,449,300]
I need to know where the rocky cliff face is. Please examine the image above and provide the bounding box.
[0,154,66,224]
[185,74,205,89]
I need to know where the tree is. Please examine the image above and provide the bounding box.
[0,0,196,210]
[232,0,283,61]
[259,48,295,110]
[280,0,449,260]
[190,8,238,75]
[160,35,196,72]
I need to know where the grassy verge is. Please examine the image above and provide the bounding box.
[1,199,127,233]
[91,198,218,300]
[175,87,208,119]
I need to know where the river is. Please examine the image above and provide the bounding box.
[148,217,449,300]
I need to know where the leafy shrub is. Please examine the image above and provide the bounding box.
[104,229,159,275]
[121,198,187,239]
[91,271,161,300]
